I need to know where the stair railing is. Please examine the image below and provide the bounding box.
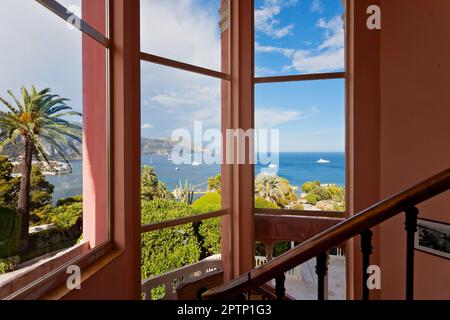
[203,168,450,300]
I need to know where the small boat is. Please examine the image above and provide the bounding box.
[316,158,331,164]
[191,160,201,166]
[175,167,179,171]
[268,163,277,168]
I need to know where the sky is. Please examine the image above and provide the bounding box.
[0,0,345,153]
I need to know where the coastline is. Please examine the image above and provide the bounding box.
[42,152,345,203]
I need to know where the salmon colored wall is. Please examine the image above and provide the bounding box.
[379,0,450,299]
[82,0,108,248]
[347,0,381,300]
[62,0,142,299]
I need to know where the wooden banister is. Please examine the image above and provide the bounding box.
[203,167,450,300]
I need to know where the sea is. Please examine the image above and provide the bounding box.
[47,152,345,202]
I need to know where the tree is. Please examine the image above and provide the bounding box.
[255,174,297,208]
[301,181,321,193]
[29,166,54,212]
[207,173,221,193]
[0,156,19,206]
[0,86,81,252]
[141,165,171,200]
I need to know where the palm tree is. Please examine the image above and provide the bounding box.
[255,175,285,204]
[255,174,298,208]
[141,165,158,200]
[0,86,81,252]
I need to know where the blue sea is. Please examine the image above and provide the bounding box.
[47,152,345,202]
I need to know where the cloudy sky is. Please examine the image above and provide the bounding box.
[0,0,345,152]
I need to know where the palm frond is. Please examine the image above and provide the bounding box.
[0,96,20,115]
[7,90,25,113]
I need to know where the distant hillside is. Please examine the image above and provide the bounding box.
[141,138,175,155]
[0,137,191,158]
[0,138,81,160]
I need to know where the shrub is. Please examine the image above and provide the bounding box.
[56,195,83,207]
[0,156,20,207]
[255,197,279,209]
[305,193,320,205]
[290,202,304,210]
[332,203,346,212]
[141,199,201,299]
[192,193,222,256]
[0,206,20,258]
[198,218,221,255]
[0,256,19,274]
[207,173,221,193]
[327,185,345,202]
[192,192,221,213]
[33,198,82,233]
[310,186,332,201]
[29,166,54,211]
[23,198,83,261]
[21,227,80,262]
[255,175,297,208]
[301,181,321,193]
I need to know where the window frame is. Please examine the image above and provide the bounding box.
[252,0,349,219]
[4,0,113,300]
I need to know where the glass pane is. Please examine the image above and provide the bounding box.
[0,0,108,294]
[141,0,223,71]
[51,0,108,37]
[140,62,223,224]
[141,220,221,300]
[254,79,345,211]
[255,0,345,77]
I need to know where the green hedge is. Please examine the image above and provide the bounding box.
[0,206,20,258]
[191,192,221,213]
[21,227,80,262]
[141,199,201,298]
[21,199,83,262]
[192,193,222,255]
[255,197,279,209]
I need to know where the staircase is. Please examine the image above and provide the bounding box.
[203,168,450,300]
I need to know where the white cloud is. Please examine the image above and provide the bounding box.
[257,15,345,74]
[140,0,223,133]
[255,42,295,58]
[255,107,319,129]
[290,15,344,73]
[310,0,324,13]
[141,0,220,70]
[0,1,82,112]
[149,94,195,108]
[290,47,344,73]
[255,0,298,39]
[141,123,154,129]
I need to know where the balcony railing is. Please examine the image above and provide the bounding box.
[141,254,222,300]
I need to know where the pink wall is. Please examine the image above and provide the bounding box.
[379,0,450,299]
[82,0,108,247]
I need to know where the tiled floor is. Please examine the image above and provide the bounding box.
[278,255,346,300]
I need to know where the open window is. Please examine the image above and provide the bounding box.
[139,0,230,300]
[0,0,110,299]
[253,0,347,215]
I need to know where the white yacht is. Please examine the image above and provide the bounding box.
[316,158,331,164]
